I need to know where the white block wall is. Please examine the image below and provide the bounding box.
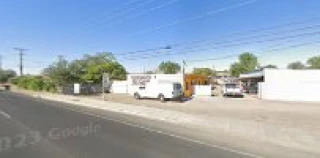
[194,85,212,96]
[110,81,127,94]
[260,69,320,102]
[264,69,320,83]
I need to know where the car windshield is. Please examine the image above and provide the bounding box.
[226,84,239,88]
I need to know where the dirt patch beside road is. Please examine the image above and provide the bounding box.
[86,93,320,132]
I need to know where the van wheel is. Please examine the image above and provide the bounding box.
[134,93,140,100]
[159,94,165,102]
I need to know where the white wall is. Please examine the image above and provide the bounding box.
[264,69,320,83]
[260,82,320,102]
[194,85,212,96]
[260,69,320,102]
[110,81,127,94]
[126,74,183,94]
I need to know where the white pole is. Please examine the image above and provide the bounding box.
[102,73,105,100]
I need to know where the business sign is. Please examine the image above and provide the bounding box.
[131,75,152,85]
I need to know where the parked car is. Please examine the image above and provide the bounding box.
[221,83,243,97]
[133,82,184,102]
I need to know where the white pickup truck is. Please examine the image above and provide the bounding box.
[221,83,244,97]
[133,82,184,102]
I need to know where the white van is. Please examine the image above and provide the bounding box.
[133,82,183,102]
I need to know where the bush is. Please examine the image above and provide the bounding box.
[17,76,31,89]
[27,77,44,91]
[9,77,19,85]
[43,80,57,93]
[11,76,57,92]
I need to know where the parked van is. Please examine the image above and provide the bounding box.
[133,82,183,102]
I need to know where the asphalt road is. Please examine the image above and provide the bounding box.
[0,91,253,158]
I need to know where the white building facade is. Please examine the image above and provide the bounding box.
[240,69,320,102]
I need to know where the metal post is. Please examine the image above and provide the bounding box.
[182,60,186,97]
[102,72,105,100]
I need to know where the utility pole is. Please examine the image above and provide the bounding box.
[182,60,187,94]
[182,60,186,76]
[13,47,27,76]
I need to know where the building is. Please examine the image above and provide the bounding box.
[212,70,237,84]
[184,74,210,97]
[240,69,320,102]
[112,73,209,97]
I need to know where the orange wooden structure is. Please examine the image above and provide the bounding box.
[184,74,210,97]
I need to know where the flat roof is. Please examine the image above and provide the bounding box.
[239,69,264,79]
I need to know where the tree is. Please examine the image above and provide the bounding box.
[81,62,126,82]
[42,55,72,86]
[145,70,154,74]
[158,61,181,74]
[261,64,277,69]
[193,68,215,76]
[307,56,320,69]
[43,52,127,86]
[72,52,126,82]
[230,53,259,77]
[0,69,17,83]
[230,63,245,77]
[287,61,306,69]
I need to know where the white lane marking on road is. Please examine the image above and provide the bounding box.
[0,109,11,119]
[60,105,263,158]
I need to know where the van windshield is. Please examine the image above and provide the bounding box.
[173,83,182,90]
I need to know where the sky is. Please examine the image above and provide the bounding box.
[0,0,319,74]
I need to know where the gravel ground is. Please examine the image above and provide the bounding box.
[86,93,320,131]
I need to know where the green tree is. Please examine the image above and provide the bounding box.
[0,69,17,83]
[193,68,216,76]
[72,52,126,82]
[230,53,259,77]
[43,52,127,86]
[307,56,320,69]
[287,61,305,69]
[82,62,126,82]
[261,64,277,69]
[43,55,72,86]
[158,61,181,74]
[145,70,154,74]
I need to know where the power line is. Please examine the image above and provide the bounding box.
[128,0,260,36]
[86,0,156,29]
[176,24,320,51]
[81,0,143,28]
[108,0,179,25]
[112,17,320,56]
[13,47,27,76]
[67,0,144,40]
[114,45,172,56]
[171,17,320,49]
[117,24,320,57]
[122,30,320,60]
[185,40,320,64]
